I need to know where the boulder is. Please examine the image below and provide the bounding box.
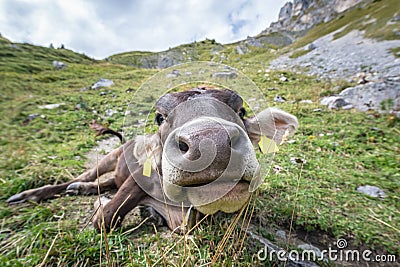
[307,43,316,51]
[245,36,263,48]
[320,96,349,110]
[274,95,287,103]
[236,46,245,55]
[339,76,400,112]
[38,103,65,109]
[212,72,237,79]
[279,76,288,82]
[105,109,118,118]
[357,185,386,198]
[52,60,67,70]
[91,79,114,90]
[166,70,181,78]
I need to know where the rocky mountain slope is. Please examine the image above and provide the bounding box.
[269,0,400,114]
[263,0,364,36]
[110,0,398,69]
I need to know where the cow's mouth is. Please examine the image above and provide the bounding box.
[186,180,251,214]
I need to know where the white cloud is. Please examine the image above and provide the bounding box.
[0,0,286,59]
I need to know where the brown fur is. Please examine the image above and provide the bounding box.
[7,87,298,232]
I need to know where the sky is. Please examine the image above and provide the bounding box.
[0,0,287,59]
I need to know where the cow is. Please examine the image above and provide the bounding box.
[7,87,298,232]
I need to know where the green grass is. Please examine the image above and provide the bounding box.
[289,49,310,59]
[1,16,400,265]
[390,46,400,57]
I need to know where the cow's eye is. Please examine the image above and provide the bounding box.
[238,108,246,119]
[155,113,165,126]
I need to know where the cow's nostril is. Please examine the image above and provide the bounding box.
[178,140,189,153]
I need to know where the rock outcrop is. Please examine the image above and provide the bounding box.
[263,0,363,35]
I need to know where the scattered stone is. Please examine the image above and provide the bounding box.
[275,230,286,240]
[212,72,237,79]
[286,140,296,144]
[268,87,278,91]
[290,157,307,164]
[22,114,39,125]
[274,95,286,103]
[105,109,118,118]
[91,78,114,90]
[312,108,322,112]
[38,103,65,109]
[125,88,134,93]
[341,104,354,110]
[273,165,284,174]
[236,45,245,55]
[356,72,368,84]
[300,99,313,104]
[52,60,67,70]
[357,185,386,198]
[270,30,400,82]
[320,96,349,110]
[307,43,316,51]
[279,76,288,82]
[166,70,181,78]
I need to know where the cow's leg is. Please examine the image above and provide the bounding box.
[139,197,196,233]
[7,146,123,204]
[93,175,146,231]
[66,176,117,195]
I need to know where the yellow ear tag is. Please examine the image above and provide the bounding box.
[258,136,279,154]
[143,157,152,177]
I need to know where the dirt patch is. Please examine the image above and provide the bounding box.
[85,137,121,169]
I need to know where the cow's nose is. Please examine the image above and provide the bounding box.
[175,124,240,162]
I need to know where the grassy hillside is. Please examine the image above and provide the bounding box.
[108,39,225,68]
[108,34,287,69]
[1,3,400,265]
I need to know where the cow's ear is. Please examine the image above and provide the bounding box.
[134,134,162,169]
[245,108,298,145]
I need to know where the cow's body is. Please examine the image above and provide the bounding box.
[7,87,298,232]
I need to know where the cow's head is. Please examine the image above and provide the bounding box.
[134,87,298,215]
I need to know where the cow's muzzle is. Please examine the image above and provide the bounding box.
[162,117,260,213]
